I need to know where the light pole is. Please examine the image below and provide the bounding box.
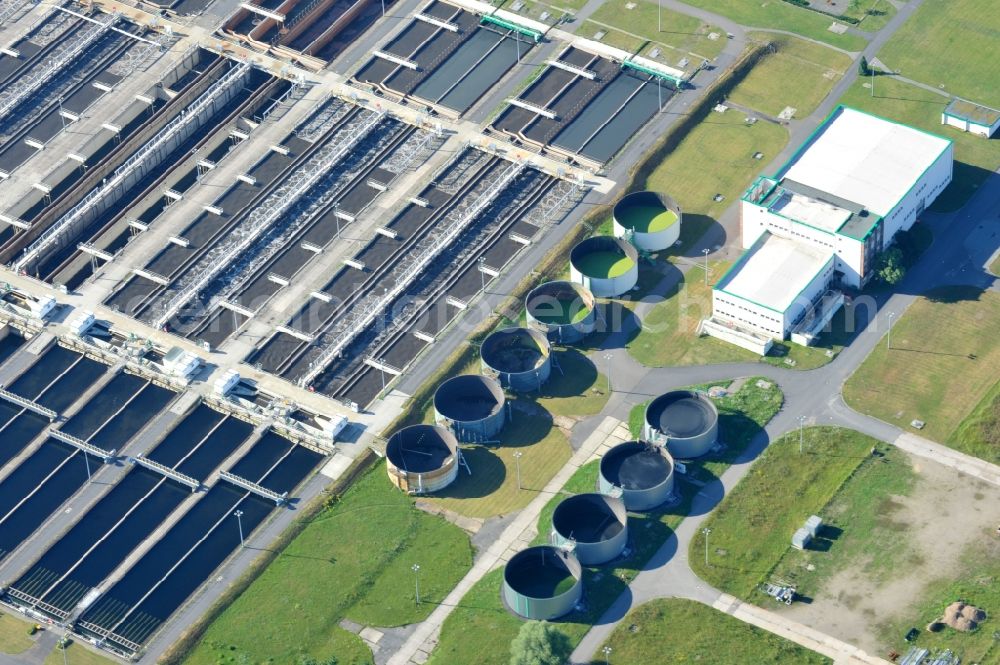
[604,352,613,393]
[798,415,806,454]
[234,510,244,548]
[513,451,523,490]
[702,527,711,566]
[378,358,386,393]
[412,563,421,604]
[602,645,612,665]
[83,451,91,482]
[479,256,486,292]
[702,248,710,286]
[887,312,895,350]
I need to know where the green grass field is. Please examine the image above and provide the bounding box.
[766,444,915,597]
[575,251,635,279]
[838,76,1000,212]
[674,0,867,51]
[690,427,879,599]
[182,465,472,665]
[643,108,788,220]
[728,33,852,118]
[421,408,572,518]
[950,379,1000,464]
[531,348,609,418]
[0,613,34,655]
[582,0,726,60]
[877,0,1000,108]
[991,253,1000,276]
[430,382,784,665]
[596,598,831,664]
[844,286,1000,463]
[617,205,678,233]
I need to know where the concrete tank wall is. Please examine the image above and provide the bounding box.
[385,424,459,494]
[569,236,639,298]
[502,546,583,620]
[433,374,506,442]
[551,493,628,565]
[598,441,675,511]
[480,327,552,393]
[525,280,597,344]
[643,390,719,458]
[612,190,682,252]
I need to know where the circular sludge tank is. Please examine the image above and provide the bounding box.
[480,327,551,393]
[643,390,719,458]
[569,236,639,297]
[551,493,628,565]
[525,280,597,344]
[612,190,682,252]
[433,374,506,442]
[502,546,583,620]
[385,424,459,494]
[598,441,675,511]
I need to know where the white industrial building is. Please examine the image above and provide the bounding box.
[703,106,953,353]
[941,99,1000,138]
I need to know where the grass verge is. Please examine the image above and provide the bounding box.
[843,286,1000,463]
[180,464,472,665]
[689,427,879,599]
[596,598,831,663]
[43,643,114,665]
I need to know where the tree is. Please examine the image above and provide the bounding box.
[858,56,870,77]
[509,621,571,665]
[876,247,905,285]
[298,656,339,665]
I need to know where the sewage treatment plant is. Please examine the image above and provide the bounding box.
[0,0,697,655]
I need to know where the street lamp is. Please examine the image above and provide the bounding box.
[702,248,710,286]
[234,510,244,548]
[602,645,612,665]
[82,451,91,482]
[412,563,421,604]
[513,451,523,490]
[702,527,711,566]
[887,312,895,350]
[479,256,487,292]
[798,415,806,453]
[604,352,613,393]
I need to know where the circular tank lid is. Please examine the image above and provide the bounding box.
[504,546,582,600]
[552,493,626,544]
[645,390,718,438]
[525,280,595,326]
[613,190,680,233]
[600,441,673,491]
[386,424,458,473]
[569,236,638,280]
[434,374,505,423]
[481,327,550,374]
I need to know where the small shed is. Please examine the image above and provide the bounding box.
[792,527,812,550]
[942,99,1000,138]
[804,515,823,537]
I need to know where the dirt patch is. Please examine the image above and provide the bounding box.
[781,453,1000,655]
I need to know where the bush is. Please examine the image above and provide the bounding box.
[509,621,571,665]
[858,56,870,76]
[876,247,906,284]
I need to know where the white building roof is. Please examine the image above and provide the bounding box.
[771,190,852,233]
[781,107,951,217]
[719,234,832,313]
